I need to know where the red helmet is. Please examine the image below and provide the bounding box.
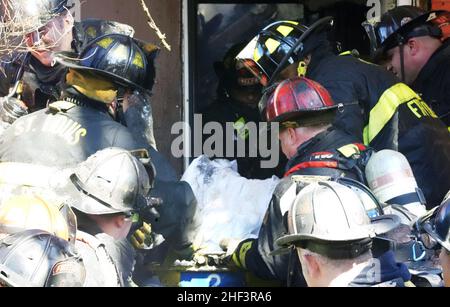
[266,77,337,123]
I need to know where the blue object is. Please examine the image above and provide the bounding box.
[179,271,246,287]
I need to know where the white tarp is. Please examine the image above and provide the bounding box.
[181,156,280,254]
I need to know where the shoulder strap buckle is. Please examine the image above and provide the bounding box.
[49,101,76,113]
[337,143,362,158]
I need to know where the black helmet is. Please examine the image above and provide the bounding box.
[0,230,85,287]
[236,17,334,86]
[363,6,444,60]
[419,196,450,252]
[55,33,159,93]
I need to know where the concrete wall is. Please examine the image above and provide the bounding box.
[80,0,184,176]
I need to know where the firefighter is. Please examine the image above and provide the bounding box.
[276,181,402,287]
[222,77,418,287]
[0,0,158,148]
[201,43,285,179]
[0,229,85,287]
[221,77,373,286]
[0,33,176,181]
[61,147,153,287]
[417,194,450,287]
[236,17,450,208]
[364,6,450,128]
[0,0,133,112]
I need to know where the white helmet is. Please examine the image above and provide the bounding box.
[276,181,399,259]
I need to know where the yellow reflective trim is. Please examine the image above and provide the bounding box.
[277,25,294,37]
[86,26,97,39]
[339,51,352,56]
[132,52,144,69]
[448,127,450,133]
[231,253,241,268]
[233,117,249,140]
[265,38,281,55]
[408,100,437,118]
[363,83,423,145]
[238,241,253,269]
[285,21,299,25]
[337,144,360,158]
[97,37,114,49]
[254,47,262,62]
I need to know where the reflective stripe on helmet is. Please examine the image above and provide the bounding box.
[363,83,437,145]
[235,21,309,85]
[277,25,295,37]
[265,38,281,54]
[97,37,114,49]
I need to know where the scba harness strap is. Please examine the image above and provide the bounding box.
[76,232,122,287]
[284,143,369,179]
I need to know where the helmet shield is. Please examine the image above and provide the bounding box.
[419,197,450,252]
[215,42,261,89]
[236,38,271,87]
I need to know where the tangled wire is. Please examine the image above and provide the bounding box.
[0,0,64,70]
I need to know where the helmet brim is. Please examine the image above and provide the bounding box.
[276,214,400,248]
[382,10,446,51]
[269,107,338,125]
[54,51,148,94]
[58,173,132,216]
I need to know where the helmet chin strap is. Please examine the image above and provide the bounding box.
[399,42,406,83]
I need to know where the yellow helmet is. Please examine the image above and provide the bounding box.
[0,195,76,242]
